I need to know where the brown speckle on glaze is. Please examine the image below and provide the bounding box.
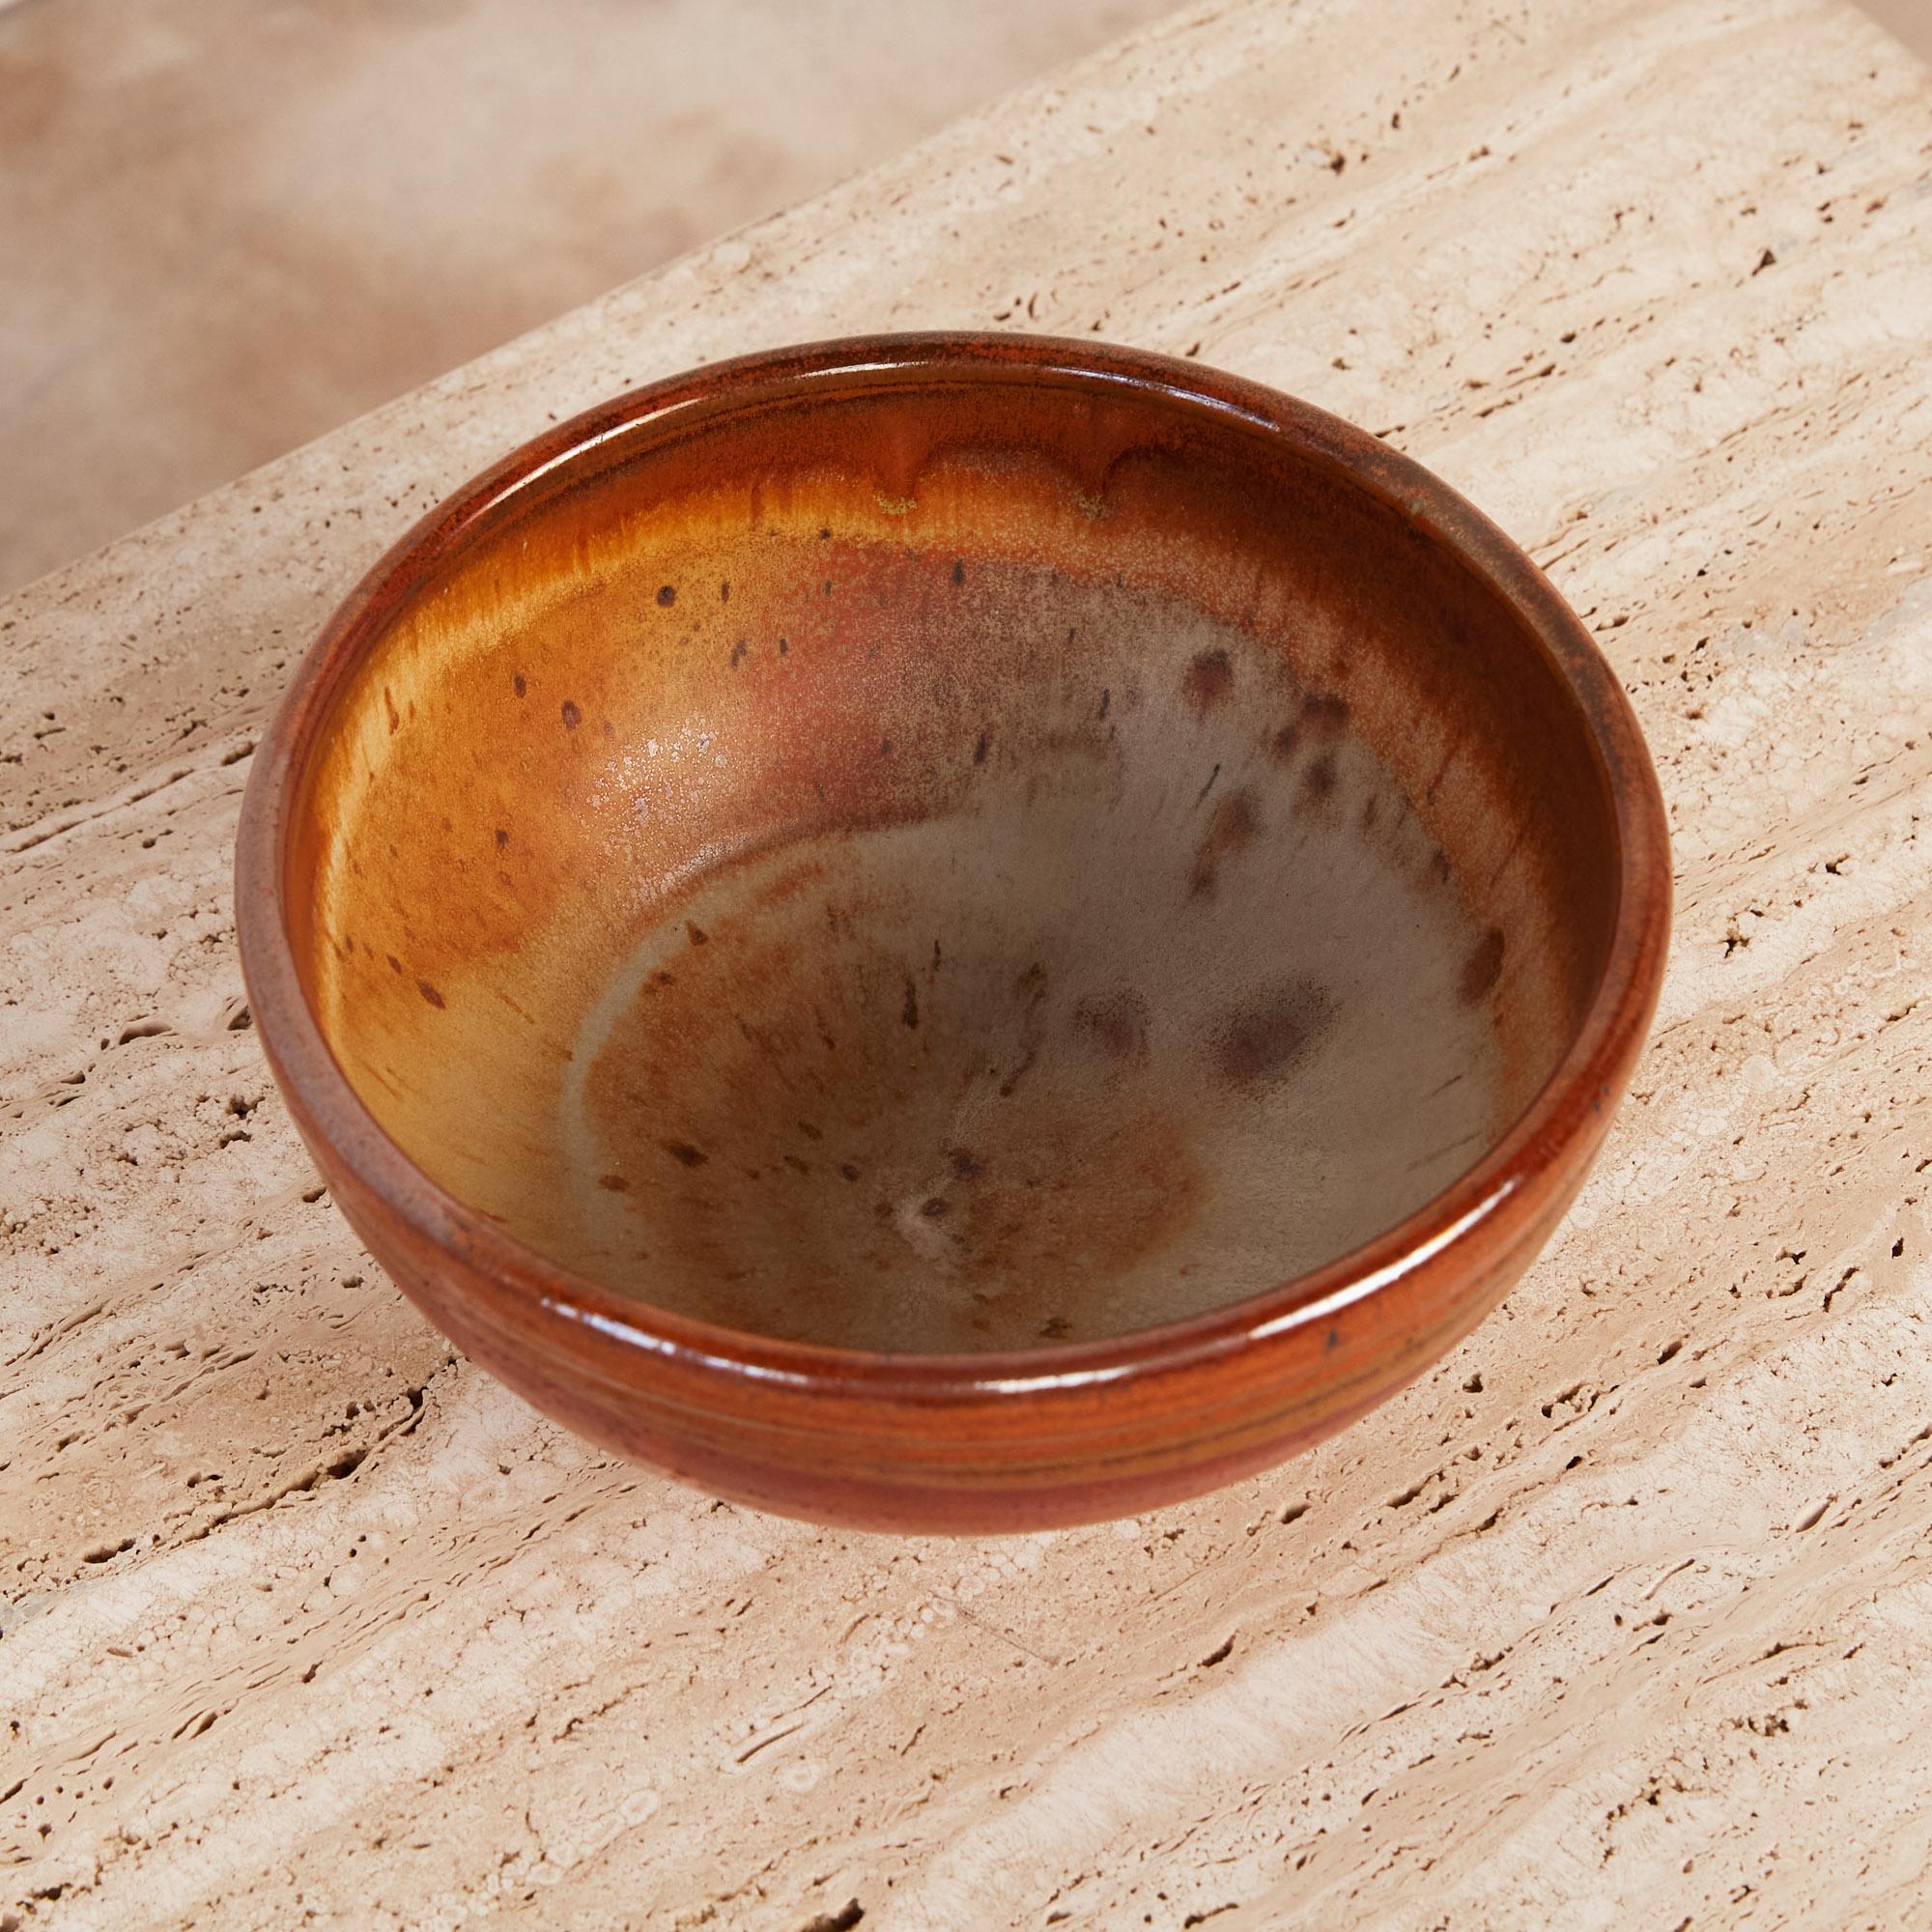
[561,699,582,730]
[1073,989,1151,1063]
[1462,928,1507,1005]
[1190,787,1260,897]
[657,584,676,607]
[1214,980,1330,1087]
[974,730,989,765]
[1299,752,1337,808]
[662,1140,708,1168]
[598,1173,632,1193]
[384,687,400,735]
[902,975,920,1029]
[495,828,509,850]
[416,979,446,1010]
[952,558,966,585]
[687,923,709,946]
[1302,691,1350,733]
[512,672,526,697]
[1181,647,1234,715]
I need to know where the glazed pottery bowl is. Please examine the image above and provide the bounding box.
[237,334,1668,1532]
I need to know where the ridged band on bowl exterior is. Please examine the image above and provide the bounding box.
[236,333,1670,1533]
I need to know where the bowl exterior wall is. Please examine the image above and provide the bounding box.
[270,1020,1610,1532]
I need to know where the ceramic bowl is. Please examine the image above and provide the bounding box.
[237,334,1669,1531]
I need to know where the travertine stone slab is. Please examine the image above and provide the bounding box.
[4,0,1931,1924]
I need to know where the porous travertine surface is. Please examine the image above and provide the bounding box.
[5,0,1932,1924]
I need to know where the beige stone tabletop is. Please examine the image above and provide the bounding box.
[6,0,1932,1924]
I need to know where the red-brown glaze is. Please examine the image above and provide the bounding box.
[236,333,1670,1533]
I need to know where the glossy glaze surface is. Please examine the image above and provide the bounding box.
[237,334,1669,1529]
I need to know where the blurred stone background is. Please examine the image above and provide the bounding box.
[0,0,1169,593]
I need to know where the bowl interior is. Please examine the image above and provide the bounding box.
[286,359,1619,1352]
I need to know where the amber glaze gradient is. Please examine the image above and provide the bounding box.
[237,335,1669,1532]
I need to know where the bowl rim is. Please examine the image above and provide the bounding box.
[236,330,1670,1403]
